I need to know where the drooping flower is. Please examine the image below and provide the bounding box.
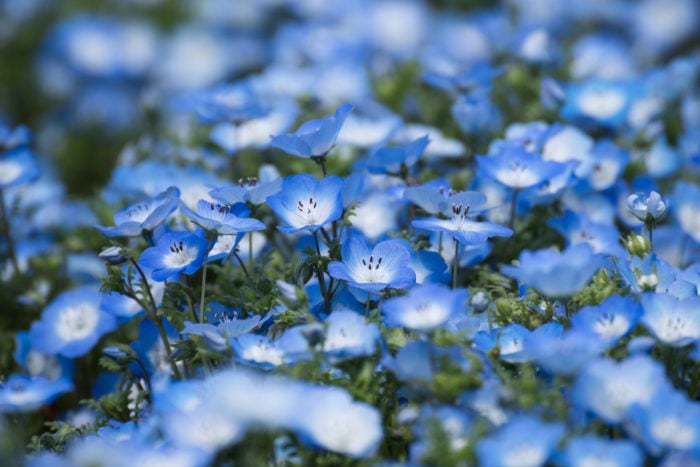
[96,186,180,237]
[327,235,415,293]
[29,287,117,358]
[626,191,668,223]
[501,243,606,298]
[139,230,210,281]
[382,284,469,331]
[266,174,343,233]
[270,104,352,159]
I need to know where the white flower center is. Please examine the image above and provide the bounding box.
[593,313,630,339]
[124,202,156,223]
[56,303,99,341]
[502,443,546,467]
[651,416,695,449]
[295,196,326,226]
[241,338,284,366]
[0,161,22,184]
[355,254,391,284]
[577,87,626,120]
[657,313,699,343]
[162,241,198,268]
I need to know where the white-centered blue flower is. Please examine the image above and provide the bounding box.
[0,374,72,412]
[626,190,668,223]
[267,174,343,233]
[411,191,513,246]
[327,235,416,293]
[29,287,117,358]
[570,295,642,344]
[270,104,352,158]
[181,199,265,235]
[139,230,210,281]
[640,292,700,347]
[322,310,380,360]
[477,145,569,190]
[559,435,643,467]
[382,284,469,331]
[95,186,180,237]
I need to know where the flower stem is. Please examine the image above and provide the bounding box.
[199,258,208,323]
[509,189,520,231]
[313,231,331,314]
[129,257,182,379]
[365,291,371,318]
[0,189,19,276]
[312,155,328,177]
[233,250,250,277]
[452,239,460,289]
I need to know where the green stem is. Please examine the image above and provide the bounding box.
[248,232,254,270]
[365,291,371,318]
[452,239,460,289]
[199,258,208,323]
[314,232,331,314]
[233,250,250,277]
[129,258,182,379]
[0,189,19,276]
[509,189,519,231]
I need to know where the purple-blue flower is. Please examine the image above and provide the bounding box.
[181,199,265,236]
[382,284,469,331]
[96,186,180,237]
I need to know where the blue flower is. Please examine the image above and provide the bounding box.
[411,191,513,246]
[0,374,72,412]
[0,147,40,189]
[548,210,625,257]
[382,284,469,331]
[29,287,117,358]
[451,92,502,134]
[181,199,265,236]
[476,414,564,467]
[640,293,700,347]
[570,295,642,344]
[476,145,568,190]
[527,327,605,376]
[322,310,380,361]
[96,187,180,237]
[572,355,669,423]
[139,230,210,281]
[561,78,639,128]
[558,435,643,467]
[327,235,415,293]
[626,190,668,223]
[266,174,343,233]
[365,135,430,174]
[270,104,352,158]
[502,243,606,298]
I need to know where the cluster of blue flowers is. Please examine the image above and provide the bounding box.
[1,0,700,465]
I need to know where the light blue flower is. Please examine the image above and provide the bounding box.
[477,145,568,190]
[382,284,469,331]
[640,293,700,347]
[411,191,513,246]
[0,147,39,189]
[476,414,564,467]
[181,199,265,236]
[561,78,639,128]
[365,135,430,174]
[95,186,180,237]
[527,327,606,376]
[627,385,700,456]
[139,230,210,281]
[558,435,643,467]
[572,355,669,423]
[29,287,117,358]
[322,310,380,360]
[266,174,343,233]
[570,295,642,344]
[626,191,668,223]
[502,243,606,298]
[0,374,72,412]
[328,235,415,293]
[270,104,352,158]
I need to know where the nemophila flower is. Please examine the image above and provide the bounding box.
[382,284,469,331]
[558,435,643,467]
[181,199,265,236]
[15,331,73,381]
[29,287,117,358]
[476,145,569,190]
[476,414,564,467]
[423,63,503,94]
[381,341,435,383]
[0,374,72,412]
[548,210,625,257]
[176,81,268,123]
[527,327,605,376]
[627,386,700,456]
[139,230,210,281]
[640,293,700,347]
[673,181,700,242]
[411,191,513,246]
[266,174,343,233]
[502,243,606,298]
[575,140,630,191]
[561,79,640,128]
[322,310,380,360]
[0,147,39,189]
[232,334,285,369]
[645,135,681,178]
[365,135,430,174]
[473,323,544,363]
[327,235,415,293]
[131,319,180,377]
[572,355,669,423]
[617,253,677,294]
[570,295,642,344]
[627,191,668,223]
[270,104,352,158]
[410,406,472,462]
[451,91,502,134]
[96,186,180,237]
[291,385,383,458]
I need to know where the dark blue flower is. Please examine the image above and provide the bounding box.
[270,104,352,158]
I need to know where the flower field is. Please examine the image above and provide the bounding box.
[1,0,700,465]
